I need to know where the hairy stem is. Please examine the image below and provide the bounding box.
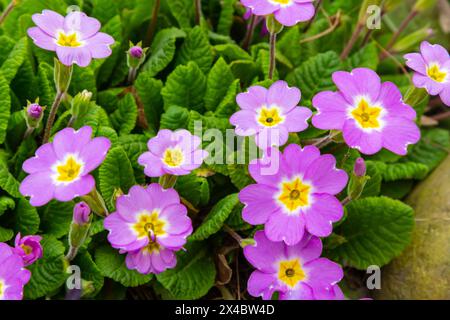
[0,0,15,26]
[242,15,256,51]
[145,0,160,45]
[223,224,243,244]
[340,22,364,60]
[385,10,418,52]
[431,111,450,121]
[303,0,322,32]
[65,246,79,262]
[23,127,35,140]
[268,32,277,80]
[42,91,64,144]
[194,0,202,25]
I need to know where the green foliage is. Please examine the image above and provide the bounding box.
[156,241,216,299]
[177,26,213,74]
[95,245,153,287]
[328,197,414,270]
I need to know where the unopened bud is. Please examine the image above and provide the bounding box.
[354,158,367,177]
[24,100,45,129]
[129,46,143,59]
[127,41,148,70]
[73,201,91,225]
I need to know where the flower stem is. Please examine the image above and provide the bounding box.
[42,90,64,144]
[431,111,450,122]
[223,224,243,245]
[194,0,202,25]
[242,15,256,51]
[341,196,351,206]
[23,127,35,140]
[340,22,365,60]
[65,246,79,262]
[268,32,277,80]
[145,0,160,45]
[131,86,149,130]
[303,0,322,32]
[0,0,15,26]
[385,10,418,52]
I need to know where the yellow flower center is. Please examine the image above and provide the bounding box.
[133,211,166,239]
[0,280,3,298]
[21,244,33,255]
[258,107,284,127]
[278,177,311,212]
[271,0,291,5]
[56,32,82,47]
[162,148,184,167]
[351,99,382,129]
[278,259,306,288]
[56,157,82,183]
[427,64,447,83]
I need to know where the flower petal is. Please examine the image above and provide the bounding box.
[54,175,95,202]
[342,119,383,155]
[240,184,280,225]
[64,12,101,40]
[19,172,55,207]
[382,116,421,156]
[31,10,64,37]
[56,46,92,67]
[283,107,312,132]
[312,91,349,130]
[236,86,267,110]
[303,194,343,237]
[265,210,306,246]
[332,68,381,104]
[244,231,285,273]
[27,27,56,51]
[266,80,301,112]
[304,155,348,195]
[274,2,315,27]
[247,270,278,300]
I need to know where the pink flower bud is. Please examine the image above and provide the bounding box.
[13,233,43,266]
[354,158,366,177]
[27,103,43,119]
[129,46,143,59]
[73,201,91,225]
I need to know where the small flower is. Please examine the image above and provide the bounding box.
[27,10,114,67]
[244,231,344,300]
[239,144,348,245]
[404,41,450,106]
[230,81,312,149]
[13,233,43,266]
[104,184,192,274]
[129,46,143,59]
[27,103,43,119]
[240,0,315,27]
[138,129,208,177]
[312,68,421,155]
[0,243,31,300]
[73,202,91,225]
[354,158,366,177]
[20,126,111,207]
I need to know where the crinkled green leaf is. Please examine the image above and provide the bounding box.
[0,37,27,84]
[156,241,216,299]
[160,105,191,130]
[214,43,252,62]
[167,0,193,28]
[95,245,153,287]
[345,43,379,70]
[110,93,138,135]
[380,161,430,182]
[73,250,104,298]
[175,173,210,208]
[0,225,14,242]
[407,128,450,171]
[162,62,206,112]
[0,196,15,216]
[205,57,235,111]
[40,200,75,239]
[286,51,342,104]
[13,197,40,235]
[134,72,164,131]
[177,26,213,74]
[0,73,11,144]
[99,146,136,211]
[191,193,239,241]
[328,197,414,269]
[142,28,186,77]
[217,0,237,36]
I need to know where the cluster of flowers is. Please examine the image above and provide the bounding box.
[0,234,42,300]
[0,3,448,300]
[230,0,450,300]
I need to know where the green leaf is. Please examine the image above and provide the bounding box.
[162,62,207,112]
[110,93,138,135]
[177,26,213,74]
[99,147,136,211]
[40,200,75,239]
[228,164,254,189]
[191,193,239,241]
[407,128,450,171]
[142,28,186,77]
[0,161,20,198]
[214,44,252,62]
[286,51,342,104]
[278,26,302,68]
[24,235,67,299]
[156,241,216,299]
[345,43,379,70]
[160,105,191,130]
[204,57,235,111]
[175,173,210,208]
[69,66,97,98]
[167,0,193,28]
[95,245,153,287]
[0,73,11,144]
[214,79,240,118]
[0,37,27,84]
[0,225,14,242]
[0,196,15,217]
[13,197,40,235]
[134,72,164,131]
[328,197,414,269]
[381,162,430,182]
[117,134,149,169]
[217,0,237,36]
[73,250,104,298]
[361,161,382,197]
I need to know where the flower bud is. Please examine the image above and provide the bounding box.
[129,46,143,59]
[13,233,43,266]
[73,201,91,225]
[27,103,43,119]
[354,158,367,177]
[266,14,284,34]
[54,58,73,93]
[71,90,92,121]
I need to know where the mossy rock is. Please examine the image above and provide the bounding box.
[374,156,450,299]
